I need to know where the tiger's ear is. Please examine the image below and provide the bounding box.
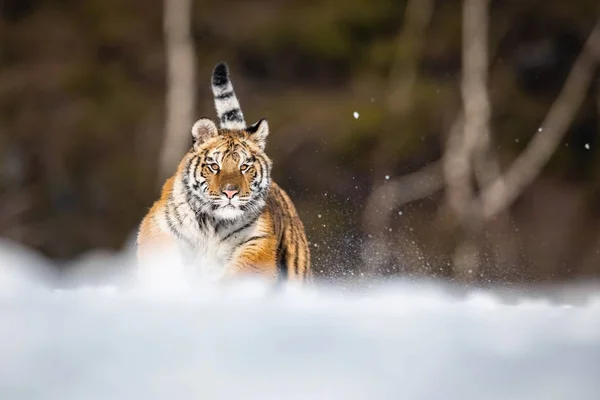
[191,118,218,145]
[246,118,269,150]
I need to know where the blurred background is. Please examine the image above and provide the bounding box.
[0,0,599,285]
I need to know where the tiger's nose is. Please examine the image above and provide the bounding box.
[222,184,239,199]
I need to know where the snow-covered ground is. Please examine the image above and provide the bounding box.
[1,239,600,400]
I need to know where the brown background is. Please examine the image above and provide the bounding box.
[1,0,599,284]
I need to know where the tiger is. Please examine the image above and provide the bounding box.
[136,62,311,284]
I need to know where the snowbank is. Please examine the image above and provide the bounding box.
[0,239,599,400]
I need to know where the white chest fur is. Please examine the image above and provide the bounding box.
[155,207,258,282]
[186,226,238,281]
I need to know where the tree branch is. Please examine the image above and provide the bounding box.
[443,0,491,227]
[480,20,600,220]
[362,161,444,234]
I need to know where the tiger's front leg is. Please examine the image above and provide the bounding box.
[137,218,193,287]
[226,236,279,281]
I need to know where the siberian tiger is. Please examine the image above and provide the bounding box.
[137,62,311,283]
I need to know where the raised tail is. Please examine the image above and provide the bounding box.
[212,62,246,130]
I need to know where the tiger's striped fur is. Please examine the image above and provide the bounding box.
[137,63,311,283]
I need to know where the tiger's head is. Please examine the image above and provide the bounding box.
[182,117,272,220]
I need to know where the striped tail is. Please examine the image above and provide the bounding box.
[212,62,246,130]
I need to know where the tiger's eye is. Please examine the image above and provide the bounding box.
[209,163,220,172]
[240,164,248,172]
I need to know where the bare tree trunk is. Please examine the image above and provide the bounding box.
[442,0,491,280]
[446,0,491,223]
[158,0,197,186]
[480,20,600,220]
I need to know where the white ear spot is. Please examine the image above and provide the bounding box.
[247,118,269,150]
[191,118,218,143]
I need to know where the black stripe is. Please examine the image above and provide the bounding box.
[221,109,244,123]
[215,91,234,100]
[287,226,298,276]
[215,218,237,234]
[304,234,310,277]
[164,204,181,239]
[182,158,200,213]
[292,233,300,276]
[256,155,268,189]
[170,199,184,227]
[183,187,196,214]
[222,216,258,241]
[165,201,194,248]
[277,238,288,280]
[190,157,201,186]
[237,235,265,247]
[181,157,193,188]
[196,212,208,230]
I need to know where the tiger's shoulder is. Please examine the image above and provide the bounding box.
[265,182,312,281]
[136,176,176,259]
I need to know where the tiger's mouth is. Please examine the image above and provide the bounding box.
[212,201,246,220]
[215,199,244,211]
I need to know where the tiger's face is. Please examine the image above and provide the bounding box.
[184,118,272,220]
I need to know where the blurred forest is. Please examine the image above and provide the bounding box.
[1,0,599,284]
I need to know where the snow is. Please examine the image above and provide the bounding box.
[1,238,600,400]
[585,143,590,150]
[353,111,360,119]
